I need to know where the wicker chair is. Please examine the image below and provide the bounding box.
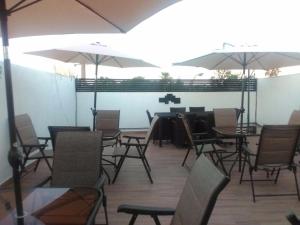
[118,155,230,225]
[51,131,108,225]
[112,115,159,184]
[240,125,300,202]
[179,114,227,175]
[15,114,53,172]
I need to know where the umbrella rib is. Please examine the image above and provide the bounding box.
[248,53,268,70]
[75,0,125,33]
[81,53,97,64]
[278,52,300,61]
[212,54,234,69]
[8,0,43,14]
[109,57,123,68]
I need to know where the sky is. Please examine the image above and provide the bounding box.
[8,0,300,79]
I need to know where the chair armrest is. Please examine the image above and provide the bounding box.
[123,135,145,140]
[118,204,175,216]
[38,137,51,144]
[120,142,147,147]
[22,143,47,149]
[193,138,219,145]
[38,137,51,141]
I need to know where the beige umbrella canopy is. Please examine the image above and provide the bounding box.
[1,0,179,144]
[0,1,178,222]
[27,42,157,130]
[175,47,300,128]
[4,0,179,37]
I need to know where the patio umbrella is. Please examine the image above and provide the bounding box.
[27,42,156,130]
[0,1,178,222]
[175,47,300,128]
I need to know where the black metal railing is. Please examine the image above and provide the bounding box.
[76,78,257,92]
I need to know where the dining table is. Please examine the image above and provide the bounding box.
[0,187,102,225]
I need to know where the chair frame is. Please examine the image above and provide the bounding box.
[240,125,300,202]
[112,116,159,184]
[15,114,53,172]
[179,114,228,175]
[117,155,230,225]
[51,131,109,225]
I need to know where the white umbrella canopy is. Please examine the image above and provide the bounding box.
[28,43,156,68]
[175,47,300,70]
[4,0,180,37]
[175,47,300,128]
[27,42,157,130]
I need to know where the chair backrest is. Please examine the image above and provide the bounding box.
[213,108,237,128]
[255,125,300,167]
[144,115,160,144]
[15,114,39,147]
[51,131,102,187]
[288,110,300,125]
[171,155,229,225]
[189,107,205,113]
[146,110,153,124]
[170,107,186,113]
[48,126,91,151]
[95,110,120,131]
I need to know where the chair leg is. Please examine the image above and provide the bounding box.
[249,168,256,202]
[112,147,130,183]
[239,155,247,184]
[211,144,228,176]
[102,191,109,225]
[128,214,138,225]
[151,215,162,225]
[140,156,153,184]
[274,168,281,184]
[112,155,126,184]
[142,152,152,172]
[293,166,300,201]
[103,167,111,184]
[34,159,41,171]
[181,147,191,166]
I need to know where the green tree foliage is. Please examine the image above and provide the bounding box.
[212,69,240,79]
[265,68,280,77]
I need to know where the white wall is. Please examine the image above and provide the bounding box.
[77,92,256,129]
[257,74,300,125]
[0,64,76,183]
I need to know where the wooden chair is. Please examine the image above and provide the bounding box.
[112,115,159,184]
[51,131,108,225]
[118,155,230,225]
[240,125,300,202]
[15,114,53,172]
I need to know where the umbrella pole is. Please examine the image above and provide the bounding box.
[0,1,24,224]
[92,55,100,131]
[240,53,246,130]
[247,69,250,129]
